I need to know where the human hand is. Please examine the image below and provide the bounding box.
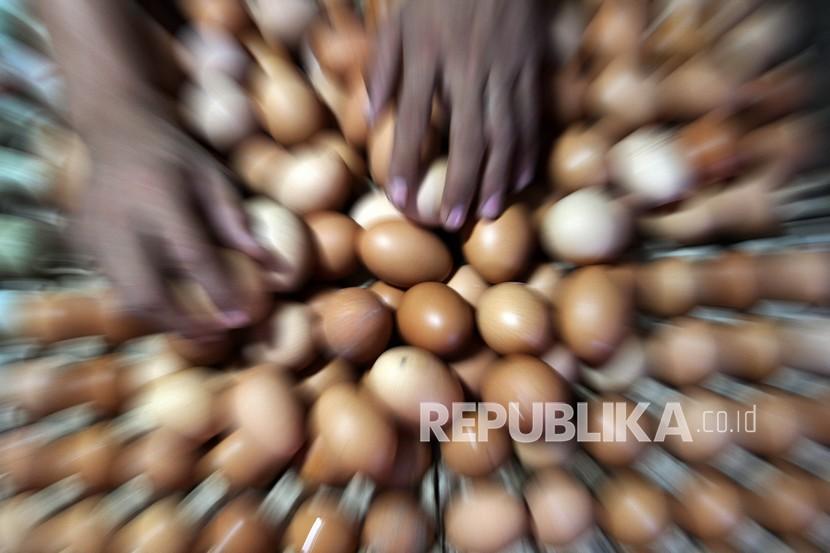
[77,109,272,338]
[369,0,545,230]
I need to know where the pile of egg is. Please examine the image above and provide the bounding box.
[1,0,829,551]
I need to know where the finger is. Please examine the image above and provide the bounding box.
[442,86,485,231]
[478,73,517,219]
[161,208,249,329]
[368,11,402,121]
[514,60,541,191]
[387,43,437,211]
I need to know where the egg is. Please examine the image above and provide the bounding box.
[176,24,249,82]
[245,0,318,48]
[481,354,569,434]
[559,266,630,365]
[513,440,575,471]
[582,0,644,61]
[358,220,452,288]
[445,482,528,553]
[364,346,463,429]
[178,0,249,34]
[526,469,594,547]
[476,283,553,355]
[396,283,473,357]
[448,341,497,397]
[273,147,351,214]
[598,472,670,546]
[582,396,649,466]
[743,465,818,535]
[300,436,351,487]
[135,369,216,441]
[197,430,281,489]
[547,124,609,192]
[672,469,742,541]
[221,250,272,324]
[109,498,191,553]
[367,110,395,185]
[446,265,489,307]
[250,64,324,145]
[608,127,694,207]
[361,491,433,553]
[586,56,658,135]
[244,302,316,371]
[231,136,289,193]
[635,257,697,317]
[311,384,396,478]
[579,335,646,392]
[305,211,361,280]
[112,429,196,492]
[294,358,355,405]
[349,190,404,229]
[339,74,371,147]
[284,496,357,553]
[312,131,366,178]
[181,73,254,150]
[369,281,404,310]
[657,55,736,119]
[525,263,564,307]
[197,495,274,553]
[540,188,629,265]
[694,252,758,310]
[677,113,739,180]
[441,410,511,477]
[462,204,535,283]
[318,288,392,364]
[309,11,370,78]
[736,390,799,456]
[662,389,733,463]
[411,158,448,226]
[244,197,313,291]
[539,343,579,383]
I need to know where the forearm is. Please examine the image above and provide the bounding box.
[37,0,173,137]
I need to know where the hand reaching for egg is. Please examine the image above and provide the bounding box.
[369,0,545,230]
[76,112,273,338]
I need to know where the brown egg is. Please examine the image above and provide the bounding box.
[462,204,535,284]
[476,283,553,355]
[231,136,289,193]
[312,384,396,478]
[357,220,452,288]
[110,498,192,553]
[598,473,669,546]
[526,468,593,547]
[112,429,196,492]
[197,495,273,553]
[540,188,630,265]
[245,302,316,371]
[369,281,404,310]
[481,355,569,433]
[349,190,404,229]
[441,410,511,477]
[135,369,217,441]
[548,124,609,192]
[318,287,392,364]
[714,320,781,382]
[46,495,114,553]
[525,263,565,307]
[587,57,658,134]
[635,257,697,317]
[245,197,313,292]
[367,110,395,185]
[396,283,473,357]
[582,0,644,61]
[559,266,630,365]
[756,251,830,305]
[306,211,361,280]
[309,12,369,79]
[677,113,739,179]
[579,335,647,392]
[178,0,249,34]
[300,436,351,487]
[447,265,489,307]
[285,496,357,553]
[39,424,118,490]
[339,74,371,148]
[295,358,356,405]
[743,466,818,534]
[380,432,432,489]
[197,430,281,490]
[739,115,817,173]
[582,397,649,466]
[250,64,325,146]
[663,388,733,463]
[364,347,463,430]
[231,365,304,461]
[694,252,758,310]
[312,131,366,178]
[646,319,719,386]
[445,482,528,553]
[513,440,575,471]
[657,55,737,119]
[673,469,742,541]
[166,333,232,368]
[362,491,433,553]
[736,390,799,457]
[273,148,351,215]
[448,341,498,397]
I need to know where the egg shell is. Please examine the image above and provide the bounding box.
[440,410,511,477]
[694,252,759,310]
[197,494,274,553]
[581,396,650,466]
[677,113,739,179]
[657,55,736,119]
[364,346,463,429]
[380,432,432,488]
[526,468,594,547]
[598,473,670,546]
[414,159,448,227]
[318,287,392,364]
[446,265,489,307]
[635,257,697,317]
[41,424,118,491]
[312,131,366,178]
[231,136,289,193]
[294,358,355,405]
[349,190,404,229]
[197,430,281,489]
[362,491,433,553]
[582,0,644,61]
[369,281,404,310]
[245,302,316,371]
[662,389,733,463]
[273,148,351,215]
[110,498,191,553]
[548,125,609,192]
[587,57,658,134]
[579,335,646,392]
[480,354,570,433]
[559,266,630,365]
[743,466,818,534]
[311,384,397,479]
[284,496,357,553]
[231,365,304,460]
[136,369,217,441]
[358,220,452,288]
[448,341,498,397]
[445,482,528,553]
[476,283,553,355]
[306,211,361,280]
[245,197,313,291]
[112,429,196,492]
[251,64,324,145]
[672,469,742,541]
[396,283,473,357]
[462,204,535,283]
[300,435,352,487]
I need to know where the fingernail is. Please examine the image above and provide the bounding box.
[479,194,502,219]
[516,168,534,191]
[389,177,407,208]
[221,310,250,328]
[445,206,466,231]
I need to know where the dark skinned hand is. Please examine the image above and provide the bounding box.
[369,0,545,230]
